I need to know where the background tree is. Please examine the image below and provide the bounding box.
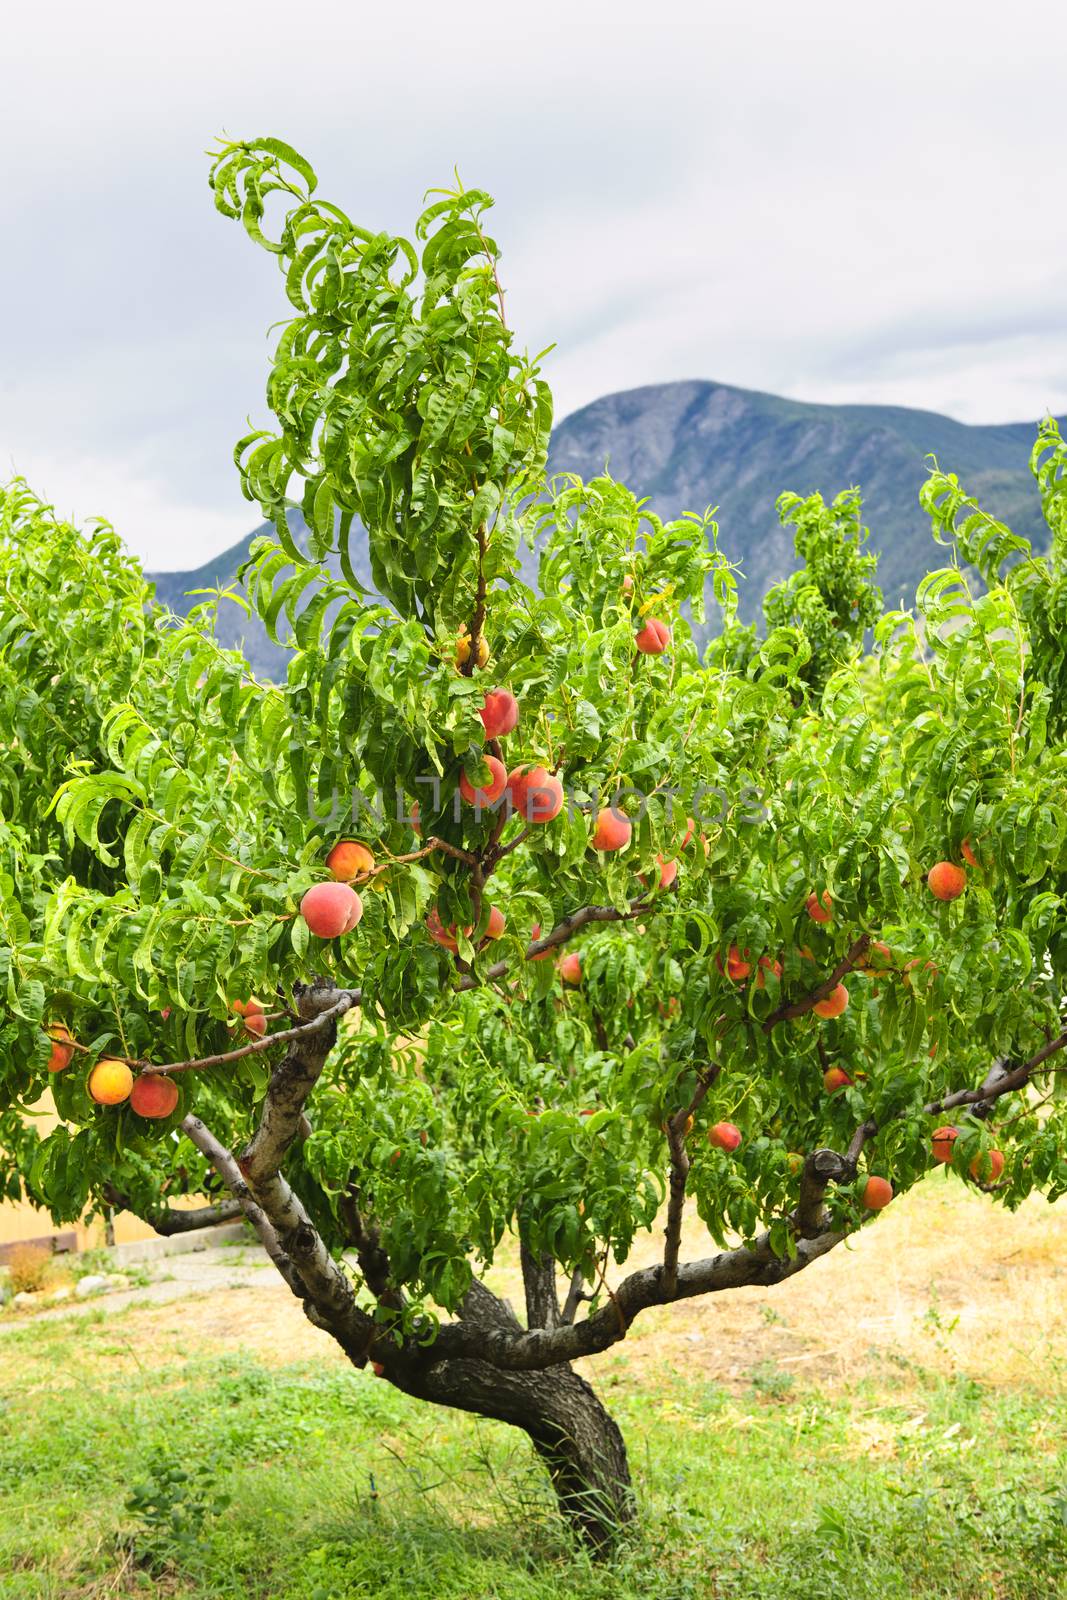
[1,139,1065,1551]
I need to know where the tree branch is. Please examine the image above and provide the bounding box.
[661,1063,721,1297]
[239,981,354,1183]
[762,936,871,1032]
[183,1109,377,1363]
[180,1113,302,1292]
[143,986,360,1077]
[433,1225,844,1373]
[455,896,652,991]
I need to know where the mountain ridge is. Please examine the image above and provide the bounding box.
[149,379,1064,676]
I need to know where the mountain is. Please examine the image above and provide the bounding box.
[148,379,1064,676]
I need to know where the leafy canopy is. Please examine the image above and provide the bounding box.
[1,139,1065,1324]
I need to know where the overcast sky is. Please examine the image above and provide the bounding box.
[2,1,1064,569]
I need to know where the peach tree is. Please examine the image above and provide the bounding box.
[1,139,1066,1550]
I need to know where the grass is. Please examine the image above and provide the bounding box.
[1,1181,1065,1598]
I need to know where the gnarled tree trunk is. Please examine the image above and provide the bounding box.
[397,1281,635,1550]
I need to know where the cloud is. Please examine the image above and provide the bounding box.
[1,0,1064,567]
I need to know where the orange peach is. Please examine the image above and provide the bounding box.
[928,861,966,902]
[969,1148,1005,1185]
[326,839,375,882]
[861,1175,893,1210]
[88,1058,134,1106]
[813,983,849,1019]
[455,626,489,669]
[806,890,833,924]
[931,1125,958,1163]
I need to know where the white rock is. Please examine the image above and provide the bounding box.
[75,1274,110,1297]
[104,1273,131,1291]
[48,1287,73,1302]
[12,1291,39,1308]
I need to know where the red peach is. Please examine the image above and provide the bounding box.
[130,1073,180,1119]
[823,1066,853,1094]
[558,951,582,986]
[707,1121,742,1152]
[300,882,363,937]
[233,998,267,1038]
[592,807,632,852]
[635,618,671,654]
[961,837,981,870]
[479,688,520,739]
[46,1023,75,1073]
[528,923,554,962]
[506,764,564,823]
[459,755,507,807]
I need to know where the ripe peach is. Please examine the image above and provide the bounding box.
[233,998,267,1038]
[621,573,635,596]
[506,764,564,823]
[528,923,554,962]
[680,816,710,857]
[88,1058,134,1106]
[861,1175,893,1210]
[725,945,752,981]
[130,1073,180,1119]
[755,954,783,989]
[786,1151,805,1175]
[640,854,678,891]
[371,1360,387,1377]
[479,688,519,739]
[455,626,489,669]
[813,983,849,1019]
[902,958,939,989]
[823,1066,852,1094]
[635,617,671,654]
[46,1023,75,1073]
[683,1114,695,1135]
[300,882,363,937]
[326,839,375,883]
[857,940,893,975]
[426,907,470,953]
[931,1125,958,1163]
[969,1148,1005,1185]
[459,754,507,807]
[707,1121,742,1152]
[558,951,582,986]
[806,890,833,924]
[484,905,506,940]
[928,861,967,902]
[960,837,981,870]
[592,807,631,852]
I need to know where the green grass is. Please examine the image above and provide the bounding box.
[1,1310,1064,1599]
